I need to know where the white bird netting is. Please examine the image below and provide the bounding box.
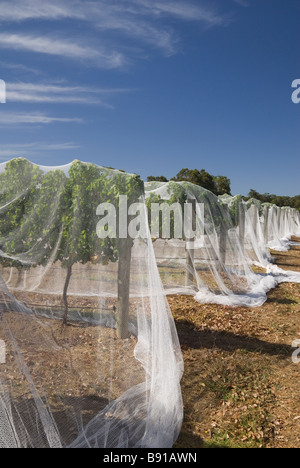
[0,158,299,448]
[145,181,300,307]
[0,159,183,448]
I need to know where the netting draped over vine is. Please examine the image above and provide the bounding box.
[145,182,300,307]
[0,159,183,448]
[0,158,299,448]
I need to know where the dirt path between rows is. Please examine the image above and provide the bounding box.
[172,237,300,448]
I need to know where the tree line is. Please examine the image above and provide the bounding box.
[147,168,231,196]
[147,169,300,210]
[246,189,300,211]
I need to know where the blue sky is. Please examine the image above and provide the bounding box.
[0,0,299,196]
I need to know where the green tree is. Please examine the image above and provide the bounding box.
[146,181,187,240]
[55,161,143,329]
[0,159,144,337]
[246,189,300,211]
[147,175,168,182]
[213,175,231,196]
[172,168,217,194]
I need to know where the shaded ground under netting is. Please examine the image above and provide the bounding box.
[0,305,145,447]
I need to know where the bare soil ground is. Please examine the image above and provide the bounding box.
[172,237,300,448]
[0,308,144,446]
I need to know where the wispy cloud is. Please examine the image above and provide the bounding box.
[0,1,231,61]
[0,0,231,26]
[0,1,75,22]
[0,61,42,75]
[0,111,83,126]
[5,82,133,107]
[0,142,80,160]
[0,33,126,69]
[128,0,230,25]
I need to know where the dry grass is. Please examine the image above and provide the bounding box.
[172,237,300,448]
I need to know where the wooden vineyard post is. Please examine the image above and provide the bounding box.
[62,265,73,326]
[263,206,269,243]
[219,205,229,266]
[117,237,132,339]
[219,223,227,266]
[250,204,258,238]
[185,247,195,287]
[277,207,281,234]
[279,208,285,237]
[185,198,196,288]
[239,203,246,252]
